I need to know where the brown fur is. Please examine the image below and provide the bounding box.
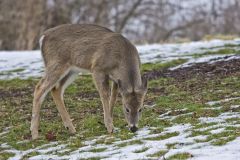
[30,24,147,139]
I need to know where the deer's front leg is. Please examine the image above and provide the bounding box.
[92,72,114,133]
[109,82,118,118]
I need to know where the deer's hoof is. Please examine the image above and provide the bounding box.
[106,124,114,133]
[31,132,39,140]
[69,127,76,134]
[64,122,76,134]
[65,125,76,134]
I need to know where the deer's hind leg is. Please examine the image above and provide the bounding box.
[51,71,78,134]
[31,65,70,140]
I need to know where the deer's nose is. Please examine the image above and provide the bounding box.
[130,126,138,133]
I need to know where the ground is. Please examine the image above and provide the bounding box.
[0,39,240,160]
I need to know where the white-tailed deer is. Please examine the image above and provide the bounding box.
[31,24,147,139]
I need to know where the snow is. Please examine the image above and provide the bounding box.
[210,128,225,134]
[0,50,43,79]
[1,142,58,160]
[37,144,67,154]
[1,39,240,159]
[26,124,192,160]
[206,97,240,106]
[230,105,240,109]
[1,38,240,79]
[199,112,240,124]
[0,131,9,137]
[159,109,192,121]
[137,38,240,63]
[170,54,240,70]
[2,109,239,160]
[189,137,240,160]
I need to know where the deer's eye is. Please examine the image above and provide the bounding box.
[126,108,130,113]
[139,108,142,112]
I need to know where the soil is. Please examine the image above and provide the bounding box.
[144,56,240,81]
[144,56,240,105]
[1,56,240,101]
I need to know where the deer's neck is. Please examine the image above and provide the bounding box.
[118,64,142,92]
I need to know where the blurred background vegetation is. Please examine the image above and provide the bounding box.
[0,0,240,50]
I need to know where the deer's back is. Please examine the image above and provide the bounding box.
[41,24,140,73]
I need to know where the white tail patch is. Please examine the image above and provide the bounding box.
[39,35,45,50]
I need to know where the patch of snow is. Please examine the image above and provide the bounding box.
[196,123,240,133]
[1,39,240,79]
[63,124,191,160]
[29,155,63,160]
[0,131,9,137]
[37,144,67,154]
[2,110,240,159]
[170,54,240,70]
[159,111,171,118]
[199,112,240,124]
[56,148,71,154]
[203,106,222,110]
[1,143,11,149]
[230,105,240,109]
[2,142,58,160]
[137,39,240,63]
[206,97,240,106]
[189,137,240,160]
[192,135,208,141]
[16,140,30,144]
[164,137,240,160]
[135,127,151,137]
[159,109,192,121]
[210,128,225,134]
[209,55,240,64]
[1,39,240,159]
[144,104,156,108]
[0,51,43,79]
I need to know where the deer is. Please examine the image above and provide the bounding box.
[30,24,148,140]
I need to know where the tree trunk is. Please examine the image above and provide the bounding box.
[16,0,46,50]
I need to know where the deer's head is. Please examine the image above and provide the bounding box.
[118,76,148,132]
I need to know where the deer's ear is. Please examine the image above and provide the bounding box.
[134,76,148,94]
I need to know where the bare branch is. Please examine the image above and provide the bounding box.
[116,0,143,32]
[162,19,205,41]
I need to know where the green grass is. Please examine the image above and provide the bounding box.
[133,146,149,153]
[1,55,240,158]
[150,127,164,134]
[166,143,178,149]
[0,152,15,160]
[116,140,143,147]
[144,132,179,141]
[141,59,188,72]
[89,147,107,152]
[203,34,239,40]
[147,150,167,158]
[190,130,212,138]
[192,122,218,130]
[80,157,103,160]
[209,130,240,145]
[189,48,240,58]
[8,68,25,73]
[0,68,25,76]
[168,152,193,160]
